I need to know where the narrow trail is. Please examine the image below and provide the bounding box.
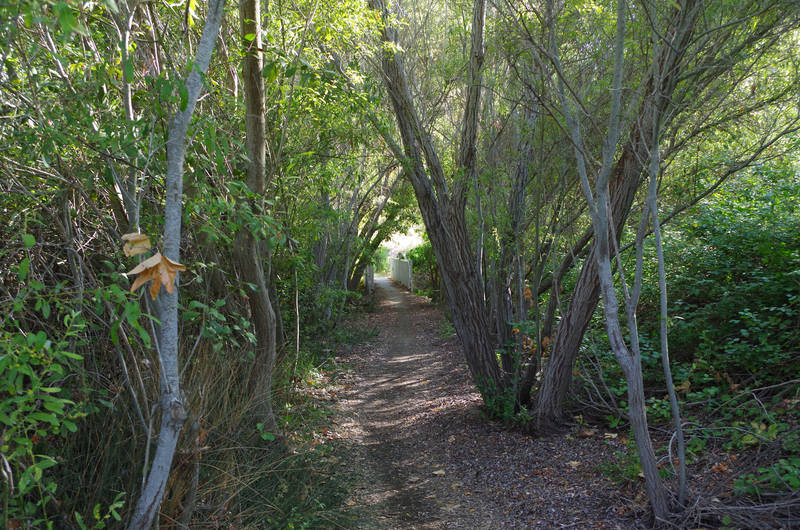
[334,277,642,529]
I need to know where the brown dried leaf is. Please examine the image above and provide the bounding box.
[121,233,152,257]
[578,428,597,439]
[711,462,730,473]
[674,380,691,393]
[127,252,187,300]
[128,252,163,275]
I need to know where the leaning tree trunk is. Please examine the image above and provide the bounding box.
[547,0,673,517]
[534,0,699,428]
[127,0,225,527]
[368,0,505,397]
[232,0,278,434]
[534,143,643,428]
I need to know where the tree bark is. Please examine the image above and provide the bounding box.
[368,0,505,397]
[127,0,225,527]
[534,0,700,428]
[233,0,279,433]
[534,139,644,427]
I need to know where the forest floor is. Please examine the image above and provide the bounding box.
[326,276,650,529]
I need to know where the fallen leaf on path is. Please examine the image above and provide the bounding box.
[711,462,730,473]
[567,461,581,469]
[432,469,445,476]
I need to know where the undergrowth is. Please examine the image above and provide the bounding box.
[574,167,800,527]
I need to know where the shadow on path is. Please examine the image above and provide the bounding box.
[335,276,635,529]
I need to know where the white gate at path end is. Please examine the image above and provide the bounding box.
[388,257,413,291]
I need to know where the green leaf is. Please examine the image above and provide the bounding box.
[244,33,256,42]
[18,466,36,493]
[35,456,58,470]
[19,257,30,281]
[159,78,172,101]
[28,330,48,348]
[186,0,198,28]
[29,411,59,425]
[56,2,78,35]
[43,399,66,413]
[125,301,140,325]
[110,318,120,346]
[263,62,279,84]
[103,0,120,15]
[22,233,36,248]
[136,324,151,347]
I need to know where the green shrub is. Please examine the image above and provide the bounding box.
[407,239,440,300]
[652,165,800,382]
[0,318,92,526]
[734,457,800,496]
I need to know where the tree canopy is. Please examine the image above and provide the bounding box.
[1,0,798,526]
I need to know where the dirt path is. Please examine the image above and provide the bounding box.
[334,277,642,529]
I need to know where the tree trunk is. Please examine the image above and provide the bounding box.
[233,0,278,433]
[127,1,225,527]
[534,0,700,427]
[534,143,643,427]
[545,0,683,517]
[368,0,505,398]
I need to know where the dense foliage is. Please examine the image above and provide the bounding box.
[0,0,798,526]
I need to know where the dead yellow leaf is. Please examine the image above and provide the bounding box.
[578,428,597,438]
[566,460,581,469]
[121,232,152,257]
[128,252,186,300]
[432,469,445,476]
[674,380,691,393]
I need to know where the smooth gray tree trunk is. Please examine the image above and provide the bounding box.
[127,0,226,527]
[547,0,671,517]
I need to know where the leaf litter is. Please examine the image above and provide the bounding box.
[328,277,649,529]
